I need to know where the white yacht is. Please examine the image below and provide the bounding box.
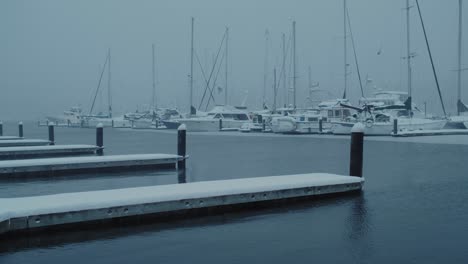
[270,99,352,134]
[331,91,446,135]
[332,113,447,135]
[46,106,83,126]
[177,105,251,132]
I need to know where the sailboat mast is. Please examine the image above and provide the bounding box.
[190,17,194,116]
[225,27,229,105]
[458,0,463,115]
[308,65,312,107]
[343,0,347,98]
[292,20,296,108]
[263,29,269,108]
[273,68,277,111]
[406,0,412,98]
[152,44,156,109]
[107,48,112,118]
[282,33,287,107]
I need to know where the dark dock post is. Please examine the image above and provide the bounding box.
[393,119,398,135]
[349,123,364,177]
[18,122,24,138]
[96,123,104,156]
[0,121,3,136]
[219,119,223,131]
[319,118,323,134]
[48,123,55,145]
[177,124,187,169]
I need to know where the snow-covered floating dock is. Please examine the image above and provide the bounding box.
[0,173,364,235]
[0,145,98,160]
[393,129,468,137]
[0,154,182,177]
[0,136,22,141]
[0,139,50,147]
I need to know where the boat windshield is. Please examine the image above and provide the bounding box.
[221,114,249,120]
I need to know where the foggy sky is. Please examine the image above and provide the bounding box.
[1,0,466,120]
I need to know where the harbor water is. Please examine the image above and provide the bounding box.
[1,122,468,263]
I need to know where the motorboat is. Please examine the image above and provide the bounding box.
[46,106,83,126]
[270,99,353,134]
[177,105,251,132]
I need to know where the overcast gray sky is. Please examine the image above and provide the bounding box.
[1,0,466,120]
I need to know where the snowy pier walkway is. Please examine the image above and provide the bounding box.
[0,173,363,235]
[393,129,468,137]
[0,145,99,160]
[0,136,22,141]
[0,154,182,177]
[0,139,50,147]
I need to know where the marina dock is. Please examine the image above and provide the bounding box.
[0,154,183,177]
[0,173,364,235]
[0,139,51,147]
[0,145,99,160]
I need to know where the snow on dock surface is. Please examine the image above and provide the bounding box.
[0,154,182,176]
[0,136,22,140]
[0,173,363,234]
[0,139,50,147]
[0,144,98,158]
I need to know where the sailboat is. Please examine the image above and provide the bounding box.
[271,4,357,134]
[82,49,131,128]
[331,0,447,135]
[128,44,161,129]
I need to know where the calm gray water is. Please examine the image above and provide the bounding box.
[1,122,468,263]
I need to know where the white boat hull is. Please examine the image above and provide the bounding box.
[178,118,247,132]
[46,115,81,126]
[447,116,468,129]
[332,118,447,136]
[270,117,331,134]
[132,119,154,129]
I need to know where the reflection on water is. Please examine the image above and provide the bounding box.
[177,169,186,184]
[0,192,360,255]
[346,193,373,261]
